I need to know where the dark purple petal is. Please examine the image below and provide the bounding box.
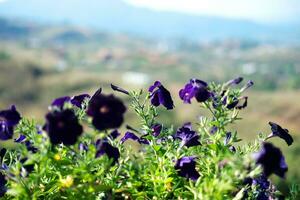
[138,138,150,145]
[226,98,239,109]
[267,122,293,146]
[96,141,120,164]
[148,81,161,92]
[151,124,162,137]
[174,156,200,181]
[14,134,26,143]
[149,81,174,110]
[0,172,7,197]
[51,96,71,108]
[71,94,90,108]
[120,132,139,143]
[236,96,248,110]
[254,142,288,178]
[109,129,120,140]
[111,84,129,95]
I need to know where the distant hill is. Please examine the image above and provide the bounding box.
[0,0,300,42]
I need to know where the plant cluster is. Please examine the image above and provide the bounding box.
[0,77,297,199]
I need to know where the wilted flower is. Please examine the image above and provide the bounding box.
[240,80,254,92]
[111,84,129,95]
[78,143,89,152]
[149,81,174,110]
[225,77,243,87]
[14,134,26,143]
[0,172,7,197]
[70,94,90,108]
[267,122,293,146]
[179,79,211,103]
[174,156,200,181]
[43,109,83,145]
[209,126,218,135]
[174,123,201,148]
[226,96,248,110]
[151,124,162,137]
[0,105,21,140]
[87,89,126,131]
[120,132,150,145]
[254,142,288,178]
[96,141,120,164]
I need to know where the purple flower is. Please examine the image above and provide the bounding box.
[179,79,211,104]
[149,81,174,110]
[151,124,162,137]
[111,84,129,95]
[0,172,7,197]
[174,156,200,181]
[96,141,120,164]
[254,142,288,178]
[267,122,293,146]
[43,109,83,145]
[109,129,121,140]
[70,94,90,108]
[51,96,71,108]
[0,105,21,140]
[87,89,126,131]
[120,132,150,145]
[174,123,201,148]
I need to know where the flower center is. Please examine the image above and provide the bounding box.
[57,121,65,128]
[99,105,110,114]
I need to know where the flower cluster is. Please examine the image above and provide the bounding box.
[0,77,296,199]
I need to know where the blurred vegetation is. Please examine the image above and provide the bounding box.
[0,17,299,197]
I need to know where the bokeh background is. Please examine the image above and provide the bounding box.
[0,0,299,197]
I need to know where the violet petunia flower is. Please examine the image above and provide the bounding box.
[109,129,121,140]
[254,142,288,178]
[0,105,21,140]
[43,109,83,145]
[87,89,126,131]
[226,96,248,110]
[267,122,293,146]
[224,132,232,145]
[174,123,201,148]
[240,80,254,92]
[70,94,90,108]
[14,134,26,143]
[96,141,120,164]
[174,156,200,181]
[179,79,211,104]
[149,81,174,110]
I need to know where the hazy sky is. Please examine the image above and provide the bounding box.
[125,0,300,23]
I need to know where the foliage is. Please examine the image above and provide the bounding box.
[0,79,297,199]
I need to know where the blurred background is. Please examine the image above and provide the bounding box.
[0,0,299,196]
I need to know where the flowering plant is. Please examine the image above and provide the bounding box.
[0,77,297,199]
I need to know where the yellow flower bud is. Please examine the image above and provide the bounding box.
[60,175,74,188]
